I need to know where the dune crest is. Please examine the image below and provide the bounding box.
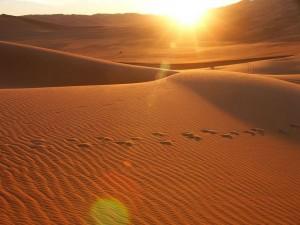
[0,41,176,88]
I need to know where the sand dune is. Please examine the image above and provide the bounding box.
[23,0,300,42]
[269,75,300,85]
[220,55,300,84]
[0,41,175,88]
[2,0,300,63]
[121,55,291,70]
[24,13,165,28]
[210,0,300,41]
[0,14,65,33]
[172,70,300,128]
[1,70,300,225]
[221,55,300,75]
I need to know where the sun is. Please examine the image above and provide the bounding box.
[163,0,210,26]
[143,0,240,27]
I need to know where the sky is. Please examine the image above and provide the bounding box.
[0,0,241,16]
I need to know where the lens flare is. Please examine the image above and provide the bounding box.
[90,198,130,225]
[155,61,170,80]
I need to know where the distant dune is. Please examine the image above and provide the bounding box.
[21,0,300,42]
[1,0,300,63]
[24,13,164,27]
[221,55,300,75]
[0,41,175,88]
[0,14,65,33]
[120,55,292,70]
[210,0,300,41]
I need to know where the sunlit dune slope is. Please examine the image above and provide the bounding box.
[0,41,175,88]
[1,70,300,225]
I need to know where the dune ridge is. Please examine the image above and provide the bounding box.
[120,55,292,70]
[0,14,66,33]
[0,41,176,88]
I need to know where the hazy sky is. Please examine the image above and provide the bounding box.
[0,0,240,16]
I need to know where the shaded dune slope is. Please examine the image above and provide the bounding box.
[210,0,300,41]
[0,41,176,88]
[221,56,300,75]
[1,71,300,225]
[0,14,66,33]
[220,56,300,85]
[172,70,300,130]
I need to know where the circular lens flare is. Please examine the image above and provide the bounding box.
[90,198,130,225]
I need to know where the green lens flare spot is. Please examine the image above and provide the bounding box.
[156,61,170,80]
[90,198,130,225]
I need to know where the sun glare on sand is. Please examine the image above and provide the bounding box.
[144,0,240,27]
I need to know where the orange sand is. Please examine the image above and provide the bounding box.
[1,51,300,224]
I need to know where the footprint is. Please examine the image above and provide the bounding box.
[103,137,114,142]
[229,131,239,136]
[251,128,265,135]
[182,132,194,138]
[152,132,167,137]
[221,134,234,139]
[125,141,134,147]
[96,136,114,141]
[244,130,256,136]
[31,139,46,145]
[182,132,202,141]
[66,138,79,142]
[193,135,202,141]
[77,143,92,148]
[159,140,173,146]
[201,129,218,134]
